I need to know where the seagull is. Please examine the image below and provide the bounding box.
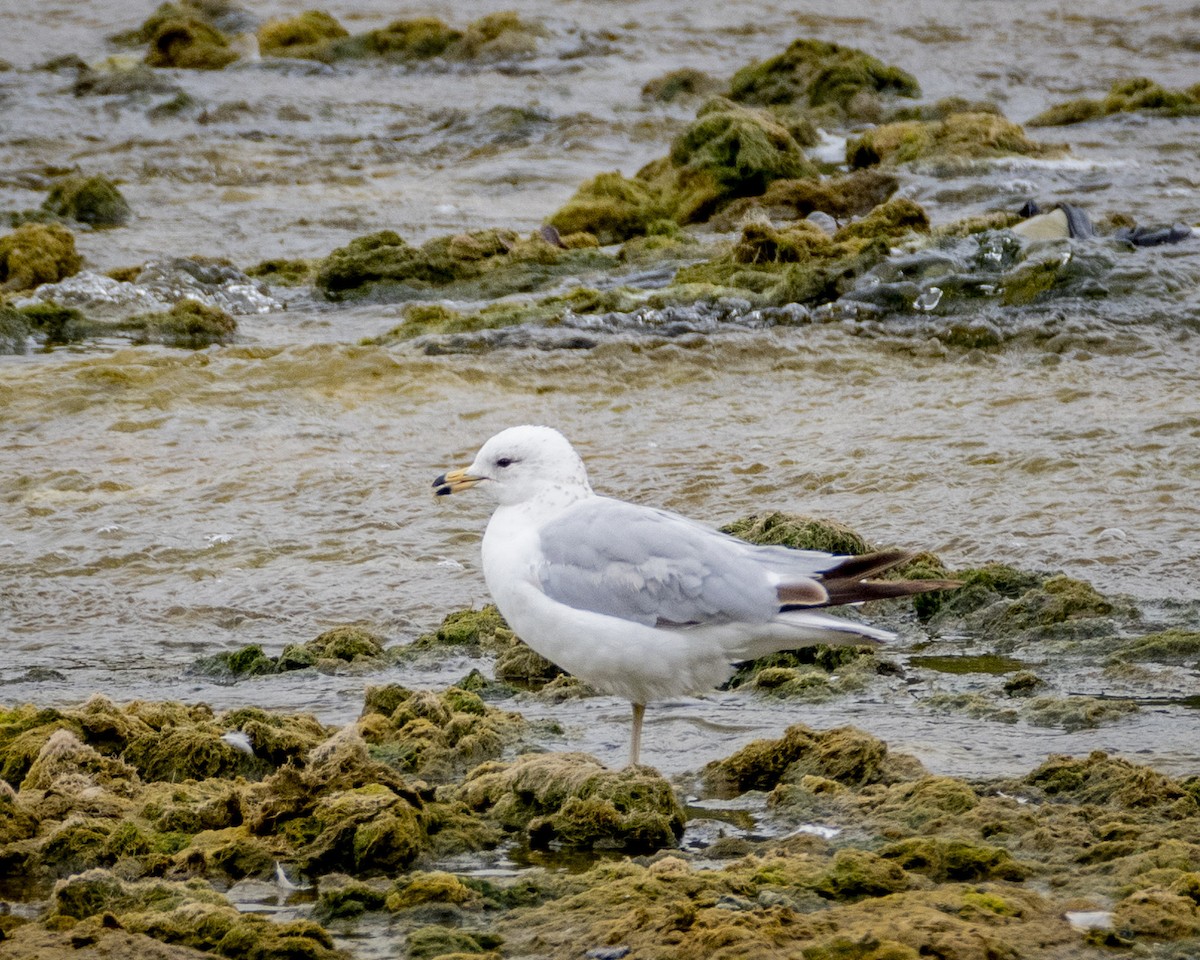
[434,425,956,766]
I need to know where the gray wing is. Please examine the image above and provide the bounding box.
[534,497,835,627]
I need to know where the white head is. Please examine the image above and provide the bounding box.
[434,425,592,507]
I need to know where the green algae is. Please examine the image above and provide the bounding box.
[879,837,1026,882]
[673,222,889,307]
[122,298,236,349]
[548,98,819,243]
[144,18,239,70]
[1028,77,1200,126]
[42,175,132,228]
[0,302,97,352]
[704,724,917,796]
[358,684,526,782]
[410,605,513,654]
[51,869,347,958]
[406,925,503,960]
[713,168,899,227]
[458,753,685,852]
[1112,629,1200,663]
[192,626,392,679]
[451,11,546,62]
[0,223,82,292]
[256,10,348,60]
[846,113,1056,168]
[642,67,722,103]
[244,257,315,286]
[728,38,919,119]
[908,654,1027,675]
[314,228,614,302]
[323,17,461,63]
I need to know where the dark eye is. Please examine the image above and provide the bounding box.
[495,457,514,468]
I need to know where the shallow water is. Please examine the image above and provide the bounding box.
[2,0,1200,780]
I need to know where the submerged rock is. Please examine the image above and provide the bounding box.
[124,298,237,348]
[313,227,612,302]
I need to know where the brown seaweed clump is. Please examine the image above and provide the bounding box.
[846,112,1058,168]
[0,223,83,292]
[1028,76,1200,126]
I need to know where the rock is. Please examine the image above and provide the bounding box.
[458,753,685,852]
[41,175,132,228]
[0,223,82,292]
[728,37,920,118]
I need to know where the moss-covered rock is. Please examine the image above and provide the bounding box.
[123,298,236,348]
[42,175,132,228]
[325,17,461,62]
[1028,76,1200,127]
[728,37,919,119]
[1023,751,1199,816]
[547,98,820,242]
[358,684,526,782]
[0,223,82,292]
[880,836,1026,882]
[257,10,348,59]
[450,11,545,62]
[313,227,610,302]
[144,18,239,70]
[847,113,1055,168]
[704,724,918,796]
[1112,629,1200,663]
[642,67,722,103]
[459,753,685,852]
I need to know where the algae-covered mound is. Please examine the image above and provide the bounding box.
[913,563,1132,643]
[123,298,237,348]
[46,869,348,959]
[0,223,83,292]
[42,175,132,228]
[459,752,685,852]
[670,212,899,307]
[548,97,819,243]
[642,67,723,103]
[313,227,612,302]
[0,302,96,353]
[191,625,392,678]
[722,511,873,554]
[402,604,565,689]
[357,682,527,781]
[257,9,348,59]
[703,723,921,796]
[256,9,543,64]
[1028,76,1200,126]
[729,37,920,118]
[145,18,240,69]
[713,167,900,227]
[847,112,1057,167]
